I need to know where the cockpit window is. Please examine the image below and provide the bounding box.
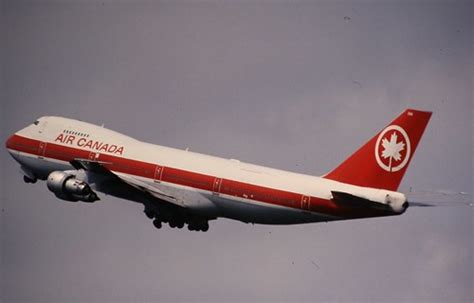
[33,120,39,125]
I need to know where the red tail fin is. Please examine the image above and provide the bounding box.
[324,109,432,191]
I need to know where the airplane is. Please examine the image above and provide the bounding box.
[5,109,432,232]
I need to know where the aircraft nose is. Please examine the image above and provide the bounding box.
[5,134,15,150]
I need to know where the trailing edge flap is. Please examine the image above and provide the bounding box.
[70,159,183,207]
[117,174,184,207]
[331,191,390,211]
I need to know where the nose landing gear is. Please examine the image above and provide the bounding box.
[23,175,37,184]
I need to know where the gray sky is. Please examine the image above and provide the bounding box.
[1,1,472,302]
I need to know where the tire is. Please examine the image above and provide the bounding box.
[153,219,162,229]
[201,222,209,232]
[23,175,36,184]
[144,210,154,219]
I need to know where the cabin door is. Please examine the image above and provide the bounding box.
[38,141,47,158]
[154,165,164,182]
[88,152,99,161]
[212,178,222,195]
[301,195,311,211]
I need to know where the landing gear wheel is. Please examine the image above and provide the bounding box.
[201,221,209,232]
[23,175,37,184]
[187,221,209,232]
[144,210,154,219]
[187,224,195,231]
[169,216,185,229]
[153,219,162,229]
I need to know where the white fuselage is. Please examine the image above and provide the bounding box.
[6,116,406,225]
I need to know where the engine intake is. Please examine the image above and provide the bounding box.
[46,171,99,202]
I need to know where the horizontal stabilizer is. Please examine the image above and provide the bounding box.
[331,191,391,211]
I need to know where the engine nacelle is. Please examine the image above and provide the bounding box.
[46,171,99,202]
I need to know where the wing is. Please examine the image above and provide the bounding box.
[70,158,184,207]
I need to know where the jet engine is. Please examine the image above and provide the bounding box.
[46,171,99,202]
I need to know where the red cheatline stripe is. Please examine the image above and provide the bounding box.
[6,134,392,218]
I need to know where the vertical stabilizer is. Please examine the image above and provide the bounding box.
[323,109,432,191]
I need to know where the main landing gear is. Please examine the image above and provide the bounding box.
[144,208,210,232]
[187,221,209,232]
[152,218,162,229]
